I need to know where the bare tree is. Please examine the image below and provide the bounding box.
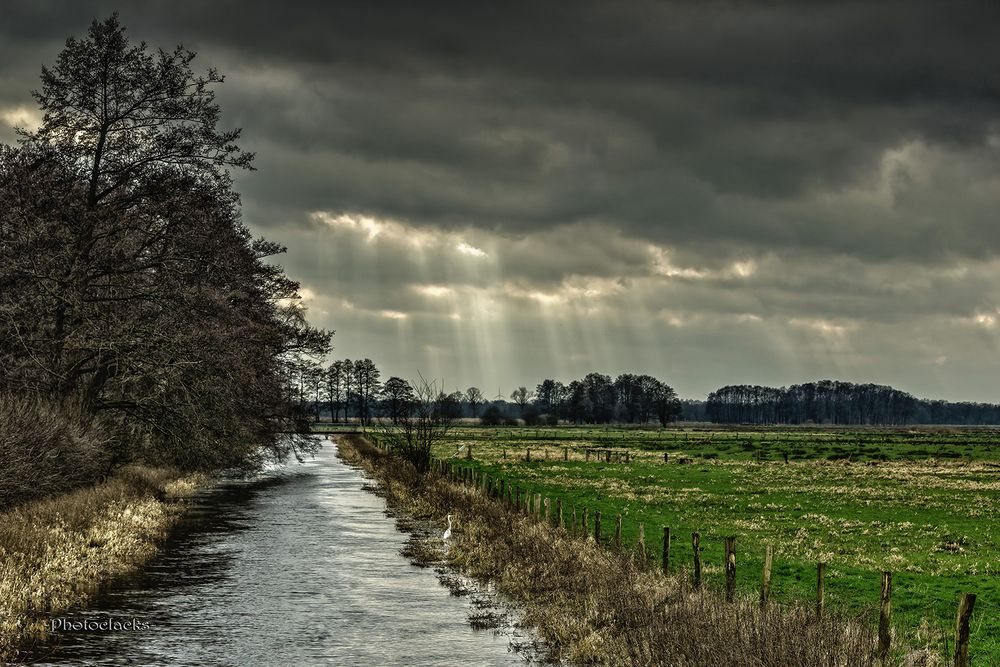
[0,15,331,472]
[376,376,454,472]
[381,376,415,424]
[464,386,484,418]
[326,360,346,423]
[341,359,354,421]
[510,386,535,417]
[353,358,381,426]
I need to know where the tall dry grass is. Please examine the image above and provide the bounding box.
[0,465,205,662]
[339,435,879,666]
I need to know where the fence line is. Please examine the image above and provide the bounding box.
[424,451,983,662]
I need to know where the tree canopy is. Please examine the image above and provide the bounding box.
[0,15,330,473]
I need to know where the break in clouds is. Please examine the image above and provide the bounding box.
[2,1,999,401]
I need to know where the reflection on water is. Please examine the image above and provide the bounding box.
[33,441,526,666]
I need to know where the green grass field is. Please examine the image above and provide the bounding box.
[419,425,999,663]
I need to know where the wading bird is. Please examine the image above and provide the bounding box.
[443,514,453,541]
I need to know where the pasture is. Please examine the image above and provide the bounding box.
[426,425,1000,662]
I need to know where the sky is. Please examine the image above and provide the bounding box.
[2,1,999,402]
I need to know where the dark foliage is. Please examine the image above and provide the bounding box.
[705,380,1000,426]
[480,404,506,426]
[533,373,682,425]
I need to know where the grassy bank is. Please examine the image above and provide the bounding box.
[425,426,998,663]
[339,434,881,666]
[0,466,206,662]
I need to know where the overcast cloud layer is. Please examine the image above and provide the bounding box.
[2,1,999,401]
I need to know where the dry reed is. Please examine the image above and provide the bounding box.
[0,465,205,662]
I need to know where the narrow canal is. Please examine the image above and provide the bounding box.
[33,440,527,666]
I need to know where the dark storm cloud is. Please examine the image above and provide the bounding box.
[5,1,998,257]
[2,1,1000,400]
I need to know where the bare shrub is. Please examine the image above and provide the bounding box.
[374,376,454,472]
[0,394,110,507]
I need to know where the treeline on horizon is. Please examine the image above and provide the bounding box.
[0,17,329,504]
[702,381,1000,426]
[306,361,684,426]
[309,361,1000,428]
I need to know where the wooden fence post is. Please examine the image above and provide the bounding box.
[583,508,590,538]
[594,510,602,544]
[467,445,472,460]
[816,562,826,619]
[544,497,551,521]
[534,493,541,517]
[953,593,976,667]
[725,536,736,602]
[760,544,773,607]
[585,450,591,462]
[692,532,702,588]
[526,448,531,462]
[638,523,646,566]
[877,571,892,664]
[662,526,670,574]
[515,487,521,510]
[556,498,563,529]
[564,447,569,461]
[614,515,622,550]
[572,506,578,535]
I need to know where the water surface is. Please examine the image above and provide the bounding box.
[33,440,526,666]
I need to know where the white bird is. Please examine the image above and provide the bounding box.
[443,514,453,541]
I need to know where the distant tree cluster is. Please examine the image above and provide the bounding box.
[705,381,1000,426]
[305,365,683,427]
[0,16,330,479]
[315,359,463,426]
[907,400,1000,426]
[531,373,682,425]
[680,399,708,422]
